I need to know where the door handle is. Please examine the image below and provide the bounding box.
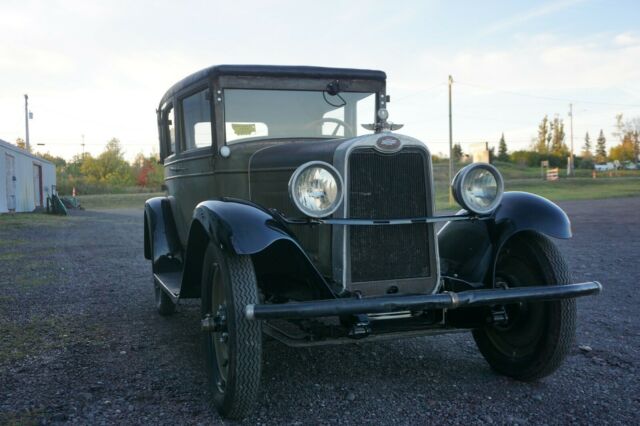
[169,167,187,172]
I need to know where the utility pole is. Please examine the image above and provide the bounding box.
[81,134,85,155]
[448,75,454,205]
[24,94,30,152]
[568,103,574,176]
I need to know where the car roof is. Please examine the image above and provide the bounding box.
[159,64,387,106]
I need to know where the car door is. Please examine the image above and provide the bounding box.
[167,86,216,244]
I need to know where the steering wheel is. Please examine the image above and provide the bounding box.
[307,118,354,137]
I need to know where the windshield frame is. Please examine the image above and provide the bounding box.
[214,75,386,148]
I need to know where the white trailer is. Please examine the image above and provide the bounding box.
[0,138,56,213]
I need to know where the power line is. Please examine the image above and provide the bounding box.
[394,82,446,102]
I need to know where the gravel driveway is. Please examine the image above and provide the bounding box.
[0,198,638,424]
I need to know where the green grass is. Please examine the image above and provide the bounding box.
[434,177,640,210]
[507,177,640,202]
[0,238,25,248]
[78,192,163,210]
[0,213,71,227]
[0,316,108,364]
[0,408,45,426]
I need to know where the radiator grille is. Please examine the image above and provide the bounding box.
[348,148,431,283]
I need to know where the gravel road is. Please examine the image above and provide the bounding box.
[0,198,638,424]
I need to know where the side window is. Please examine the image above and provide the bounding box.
[181,89,212,150]
[166,106,176,155]
[160,104,175,158]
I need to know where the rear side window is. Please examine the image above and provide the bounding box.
[182,89,212,150]
[163,105,176,156]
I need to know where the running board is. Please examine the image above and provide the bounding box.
[154,272,182,302]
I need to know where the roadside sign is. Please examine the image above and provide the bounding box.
[547,168,559,181]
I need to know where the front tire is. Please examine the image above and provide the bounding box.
[473,232,576,381]
[201,242,262,419]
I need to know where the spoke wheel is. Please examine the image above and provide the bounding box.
[473,232,576,381]
[201,242,261,419]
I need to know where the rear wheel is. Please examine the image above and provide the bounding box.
[473,232,576,381]
[201,242,262,419]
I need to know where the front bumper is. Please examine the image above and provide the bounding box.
[245,281,602,320]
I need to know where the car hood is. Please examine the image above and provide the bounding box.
[248,138,348,172]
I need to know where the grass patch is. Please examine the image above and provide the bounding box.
[0,316,109,364]
[0,255,56,289]
[507,177,640,202]
[1,258,56,289]
[0,408,45,426]
[434,177,640,210]
[0,251,24,261]
[0,318,69,363]
[0,238,25,248]
[13,277,49,288]
[79,192,163,210]
[0,213,71,227]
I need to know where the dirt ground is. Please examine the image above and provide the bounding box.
[0,198,638,424]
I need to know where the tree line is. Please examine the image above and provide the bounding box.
[34,138,163,195]
[14,112,640,196]
[451,113,640,169]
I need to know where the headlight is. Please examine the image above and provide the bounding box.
[289,161,344,218]
[452,163,504,215]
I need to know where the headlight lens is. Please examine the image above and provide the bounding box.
[289,161,344,217]
[452,163,504,214]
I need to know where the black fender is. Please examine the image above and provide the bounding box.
[144,197,183,273]
[438,191,571,287]
[179,199,336,300]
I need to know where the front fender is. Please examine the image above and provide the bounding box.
[492,191,571,240]
[438,191,571,286]
[180,199,336,300]
[191,199,296,255]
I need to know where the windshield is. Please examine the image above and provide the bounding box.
[224,89,376,143]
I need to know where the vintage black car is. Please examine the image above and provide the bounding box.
[144,65,602,419]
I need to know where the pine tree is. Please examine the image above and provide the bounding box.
[535,116,549,153]
[596,129,607,162]
[498,133,509,161]
[549,117,567,155]
[582,132,592,157]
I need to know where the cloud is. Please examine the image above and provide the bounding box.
[614,32,640,47]
[480,0,587,35]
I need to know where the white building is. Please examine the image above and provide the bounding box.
[0,138,56,213]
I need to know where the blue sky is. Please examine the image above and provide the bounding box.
[1,0,639,160]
